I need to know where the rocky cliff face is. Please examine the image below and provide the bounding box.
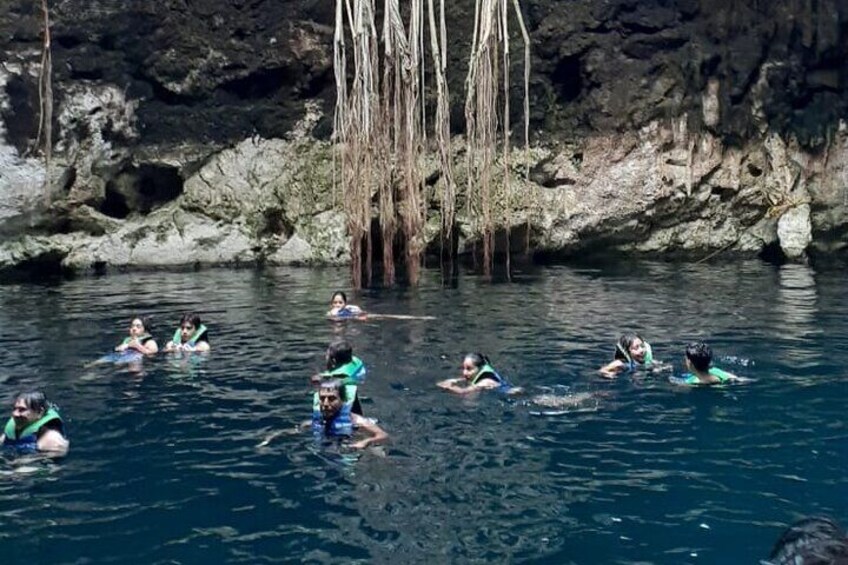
[0,0,846,275]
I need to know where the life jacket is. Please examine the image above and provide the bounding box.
[471,363,514,393]
[120,333,153,347]
[3,408,64,452]
[320,357,366,384]
[617,341,654,371]
[311,402,354,438]
[314,357,366,415]
[172,324,208,349]
[332,307,360,319]
[681,366,734,385]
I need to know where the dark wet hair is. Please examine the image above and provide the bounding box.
[463,352,490,369]
[766,516,848,565]
[330,291,347,304]
[685,341,713,372]
[180,313,202,328]
[614,333,644,362]
[326,340,353,370]
[14,391,49,414]
[131,315,153,333]
[319,379,347,402]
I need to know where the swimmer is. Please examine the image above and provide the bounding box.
[309,380,387,449]
[114,316,159,355]
[673,341,741,385]
[311,340,366,415]
[259,380,387,450]
[326,290,436,321]
[164,313,210,353]
[327,291,365,319]
[0,391,69,455]
[437,353,522,395]
[765,516,848,565]
[599,333,654,378]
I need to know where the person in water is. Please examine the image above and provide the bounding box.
[311,340,366,415]
[308,380,387,450]
[165,313,210,353]
[327,291,365,319]
[0,391,69,455]
[599,333,654,377]
[115,316,159,355]
[675,341,740,385]
[764,516,848,565]
[437,353,521,395]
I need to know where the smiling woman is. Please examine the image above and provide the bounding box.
[0,391,68,455]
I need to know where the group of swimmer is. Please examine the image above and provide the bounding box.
[113,312,211,355]
[3,293,744,458]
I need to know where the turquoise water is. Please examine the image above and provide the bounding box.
[0,261,845,563]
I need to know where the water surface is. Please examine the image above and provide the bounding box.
[0,261,844,563]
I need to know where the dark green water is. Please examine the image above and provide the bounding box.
[0,261,844,564]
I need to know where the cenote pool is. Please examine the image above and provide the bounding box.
[0,261,844,563]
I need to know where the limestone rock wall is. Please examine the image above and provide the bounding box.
[0,0,846,275]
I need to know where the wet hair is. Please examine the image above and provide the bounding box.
[614,333,643,362]
[13,391,49,414]
[766,517,848,565]
[326,340,353,370]
[180,313,202,329]
[330,291,348,304]
[463,352,490,369]
[685,341,713,372]
[131,315,153,333]
[318,379,347,402]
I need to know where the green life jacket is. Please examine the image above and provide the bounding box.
[121,333,152,346]
[172,324,207,346]
[643,343,654,364]
[3,407,63,442]
[471,363,503,385]
[320,357,365,385]
[682,366,733,385]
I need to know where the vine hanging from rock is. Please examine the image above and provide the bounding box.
[35,0,54,205]
[333,0,529,287]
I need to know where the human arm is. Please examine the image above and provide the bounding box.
[350,414,388,449]
[191,341,210,353]
[599,360,625,378]
[436,378,498,395]
[37,429,69,456]
[129,339,158,355]
[257,421,310,447]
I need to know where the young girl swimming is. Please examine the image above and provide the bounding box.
[437,353,521,395]
[327,291,366,319]
[326,291,436,321]
[114,316,159,355]
[599,333,653,378]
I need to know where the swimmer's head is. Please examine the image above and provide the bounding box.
[684,341,712,373]
[12,390,49,427]
[179,313,202,342]
[615,333,647,363]
[330,291,348,310]
[765,516,848,565]
[326,340,353,370]
[461,352,489,381]
[129,316,152,337]
[318,379,346,418]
